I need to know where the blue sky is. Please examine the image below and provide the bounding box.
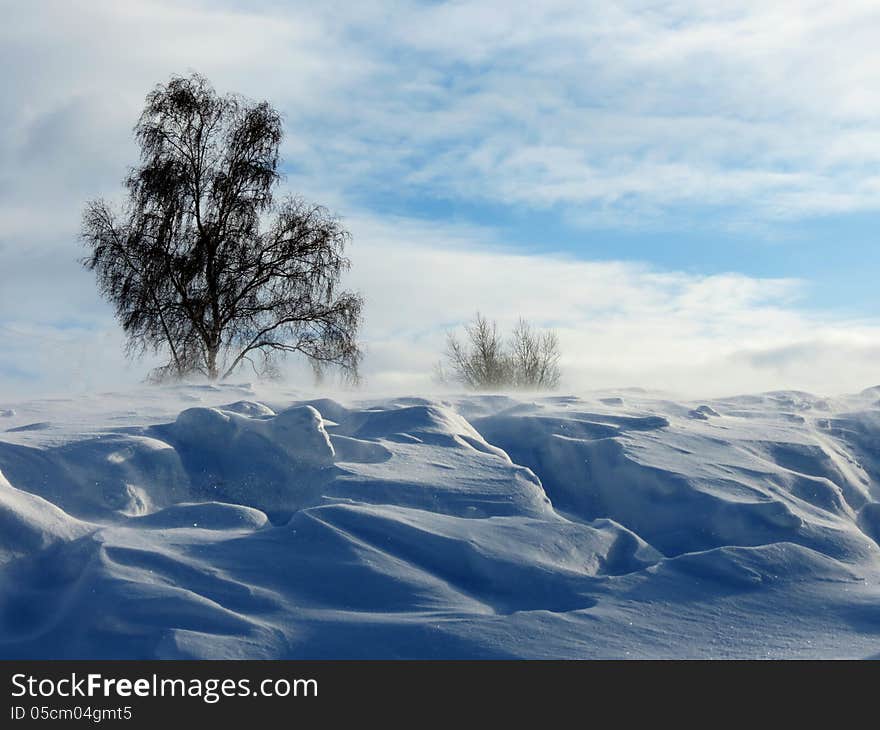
[2,0,880,397]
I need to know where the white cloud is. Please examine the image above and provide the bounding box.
[314,0,880,221]
[342,215,880,396]
[6,0,880,233]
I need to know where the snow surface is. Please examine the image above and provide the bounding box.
[2,382,880,658]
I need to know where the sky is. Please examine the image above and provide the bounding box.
[2,0,880,398]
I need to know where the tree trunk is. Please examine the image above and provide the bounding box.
[206,345,219,380]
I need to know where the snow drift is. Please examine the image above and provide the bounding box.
[2,383,880,658]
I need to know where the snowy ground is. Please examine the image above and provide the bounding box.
[1,382,880,658]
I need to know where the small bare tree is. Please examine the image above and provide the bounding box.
[510,318,561,389]
[444,313,511,390]
[81,73,362,382]
[441,314,561,391]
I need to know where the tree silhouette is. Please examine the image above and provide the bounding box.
[81,73,362,381]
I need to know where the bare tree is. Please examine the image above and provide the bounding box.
[81,73,363,382]
[441,314,561,390]
[510,318,561,389]
[444,313,511,390]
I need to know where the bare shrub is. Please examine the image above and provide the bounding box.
[441,314,561,391]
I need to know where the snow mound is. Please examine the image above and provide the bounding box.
[688,405,720,419]
[154,404,336,516]
[0,469,90,564]
[2,387,880,658]
[170,404,334,466]
[337,403,508,457]
[129,502,268,531]
[217,400,276,417]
